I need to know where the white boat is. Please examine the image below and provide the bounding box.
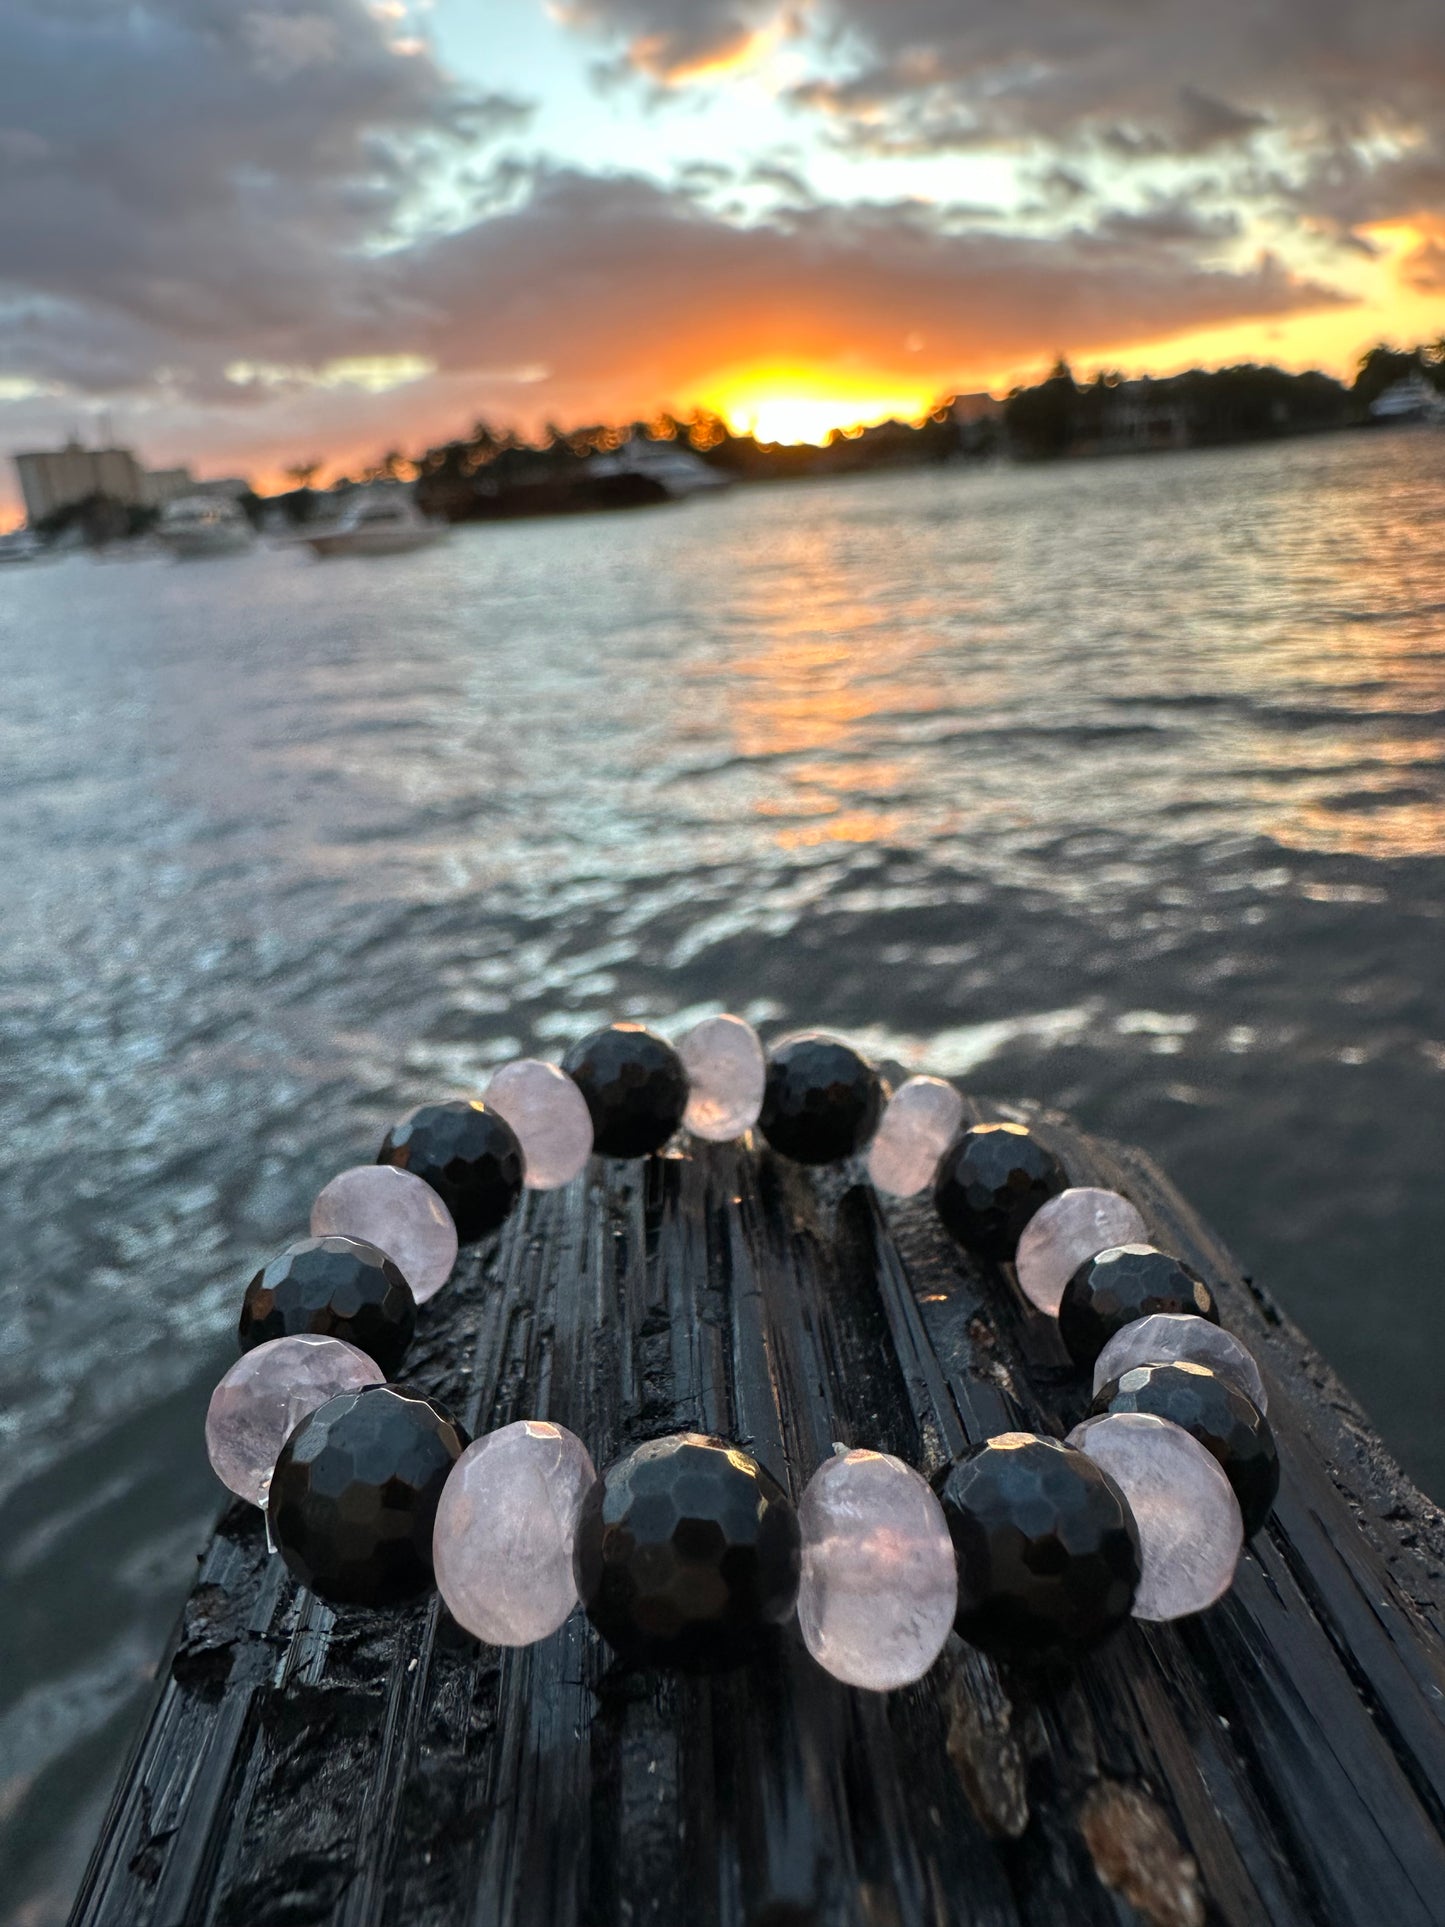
[0,528,45,564]
[302,488,448,557]
[1369,373,1445,425]
[587,438,729,497]
[157,495,256,558]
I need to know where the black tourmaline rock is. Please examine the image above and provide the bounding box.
[757,1032,884,1165]
[238,1236,417,1375]
[932,1122,1067,1261]
[573,1434,801,1671]
[378,1099,523,1240]
[935,1434,1140,1655]
[561,1024,689,1158]
[1093,1360,1280,1536]
[268,1384,468,1607]
[1059,1245,1218,1371]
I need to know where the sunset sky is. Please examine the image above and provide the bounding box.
[3,0,1445,513]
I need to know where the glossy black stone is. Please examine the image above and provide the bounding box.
[935,1434,1140,1655]
[1093,1360,1280,1537]
[268,1384,467,1607]
[757,1032,884,1165]
[932,1122,1067,1260]
[238,1236,417,1375]
[1059,1244,1219,1372]
[561,1024,688,1158]
[573,1433,801,1671]
[378,1099,523,1240]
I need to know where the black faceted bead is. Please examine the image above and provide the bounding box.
[561,1024,688,1158]
[378,1099,523,1240]
[573,1433,801,1671]
[757,1032,885,1165]
[1059,1245,1218,1372]
[935,1434,1140,1655]
[268,1384,467,1607]
[239,1236,417,1375]
[1092,1361,1279,1537]
[932,1122,1067,1261]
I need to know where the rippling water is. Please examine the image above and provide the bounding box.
[2,429,1443,1921]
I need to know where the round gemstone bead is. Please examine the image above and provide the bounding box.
[1059,1245,1218,1371]
[1092,1312,1267,1415]
[204,1335,385,1508]
[311,1163,459,1304]
[238,1236,416,1376]
[757,1033,884,1165]
[573,1433,801,1672]
[797,1449,957,1690]
[1015,1187,1148,1318]
[561,1024,689,1159]
[433,1420,598,1645]
[1069,1411,1243,1621]
[934,1433,1139,1655]
[866,1076,965,1198]
[484,1059,594,1189]
[933,1123,1068,1261]
[678,1014,767,1142]
[378,1099,524,1241]
[268,1384,468,1607]
[1092,1362,1279,1537]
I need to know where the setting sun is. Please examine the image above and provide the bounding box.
[700,366,939,446]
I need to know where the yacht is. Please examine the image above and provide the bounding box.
[302,488,447,557]
[587,438,730,497]
[0,528,45,564]
[1369,373,1445,425]
[157,495,256,558]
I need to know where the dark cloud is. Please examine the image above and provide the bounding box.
[553,0,785,79]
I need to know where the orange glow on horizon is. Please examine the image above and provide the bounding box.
[697,365,939,445]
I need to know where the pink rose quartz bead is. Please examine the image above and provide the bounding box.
[1069,1411,1243,1621]
[797,1449,958,1690]
[484,1059,593,1189]
[1014,1186,1148,1317]
[205,1334,384,1508]
[1092,1313,1267,1414]
[866,1076,965,1197]
[678,1014,767,1142]
[310,1163,459,1304]
[433,1420,598,1645]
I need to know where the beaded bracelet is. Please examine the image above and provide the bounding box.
[205,1017,1279,1690]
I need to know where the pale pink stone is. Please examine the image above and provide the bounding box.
[679,1014,766,1142]
[1093,1313,1267,1413]
[433,1420,597,1644]
[1015,1187,1148,1317]
[1069,1411,1243,1621]
[866,1076,965,1197]
[311,1163,458,1304]
[205,1335,384,1508]
[797,1449,957,1690]
[484,1059,593,1189]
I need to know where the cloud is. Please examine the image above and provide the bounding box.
[553,0,792,81]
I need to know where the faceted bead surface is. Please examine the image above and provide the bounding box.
[433,1420,597,1645]
[1069,1411,1243,1621]
[933,1123,1068,1261]
[866,1076,965,1197]
[561,1024,688,1158]
[679,1015,766,1142]
[205,1335,384,1508]
[1059,1244,1218,1371]
[797,1449,957,1690]
[378,1099,524,1241]
[935,1433,1139,1655]
[1093,1312,1267,1415]
[268,1384,467,1607]
[1015,1187,1148,1317]
[484,1058,594,1189]
[238,1236,416,1375]
[573,1433,801,1671]
[311,1163,458,1304]
[1092,1361,1279,1537]
[758,1033,884,1165]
